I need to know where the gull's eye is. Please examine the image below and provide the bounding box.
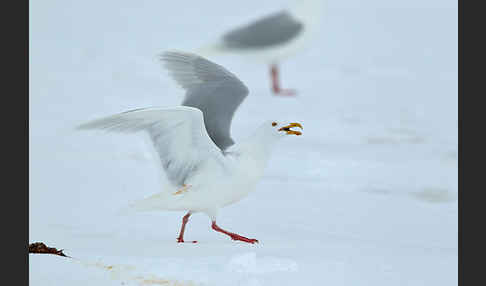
[272,122,277,127]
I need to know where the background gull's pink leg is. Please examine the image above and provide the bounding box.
[270,64,296,96]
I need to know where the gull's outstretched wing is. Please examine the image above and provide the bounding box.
[77,106,224,187]
[221,11,303,49]
[160,51,249,150]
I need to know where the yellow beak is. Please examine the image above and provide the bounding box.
[278,122,303,135]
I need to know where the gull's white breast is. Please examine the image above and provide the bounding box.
[217,151,267,207]
[158,150,266,213]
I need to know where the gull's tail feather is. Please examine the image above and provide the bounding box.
[116,191,180,216]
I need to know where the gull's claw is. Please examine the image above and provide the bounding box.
[177,238,198,243]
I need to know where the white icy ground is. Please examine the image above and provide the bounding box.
[29,0,457,285]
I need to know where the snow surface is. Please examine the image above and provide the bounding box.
[29,0,457,285]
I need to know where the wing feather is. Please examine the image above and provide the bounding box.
[77,106,224,187]
[222,11,303,49]
[160,51,249,150]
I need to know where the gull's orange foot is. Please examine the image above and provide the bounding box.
[228,234,259,244]
[177,237,198,243]
[274,88,297,96]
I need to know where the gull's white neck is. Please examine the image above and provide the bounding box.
[215,127,283,207]
[229,127,281,165]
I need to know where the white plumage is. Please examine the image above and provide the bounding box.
[198,0,324,63]
[77,51,303,243]
[196,0,325,95]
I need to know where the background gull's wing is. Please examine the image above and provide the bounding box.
[160,51,249,150]
[77,106,224,187]
[221,11,304,49]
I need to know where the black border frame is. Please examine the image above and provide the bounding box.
[4,0,29,284]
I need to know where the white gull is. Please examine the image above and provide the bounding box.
[198,0,324,96]
[77,51,303,244]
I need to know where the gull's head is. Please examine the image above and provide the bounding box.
[267,121,303,137]
[240,120,303,151]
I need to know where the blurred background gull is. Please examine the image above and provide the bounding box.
[30,0,457,286]
[197,0,324,96]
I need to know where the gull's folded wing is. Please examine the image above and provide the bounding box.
[160,51,249,150]
[77,106,224,187]
[221,11,303,49]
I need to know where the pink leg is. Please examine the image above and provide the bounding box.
[211,221,259,244]
[177,212,197,243]
[270,64,296,96]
